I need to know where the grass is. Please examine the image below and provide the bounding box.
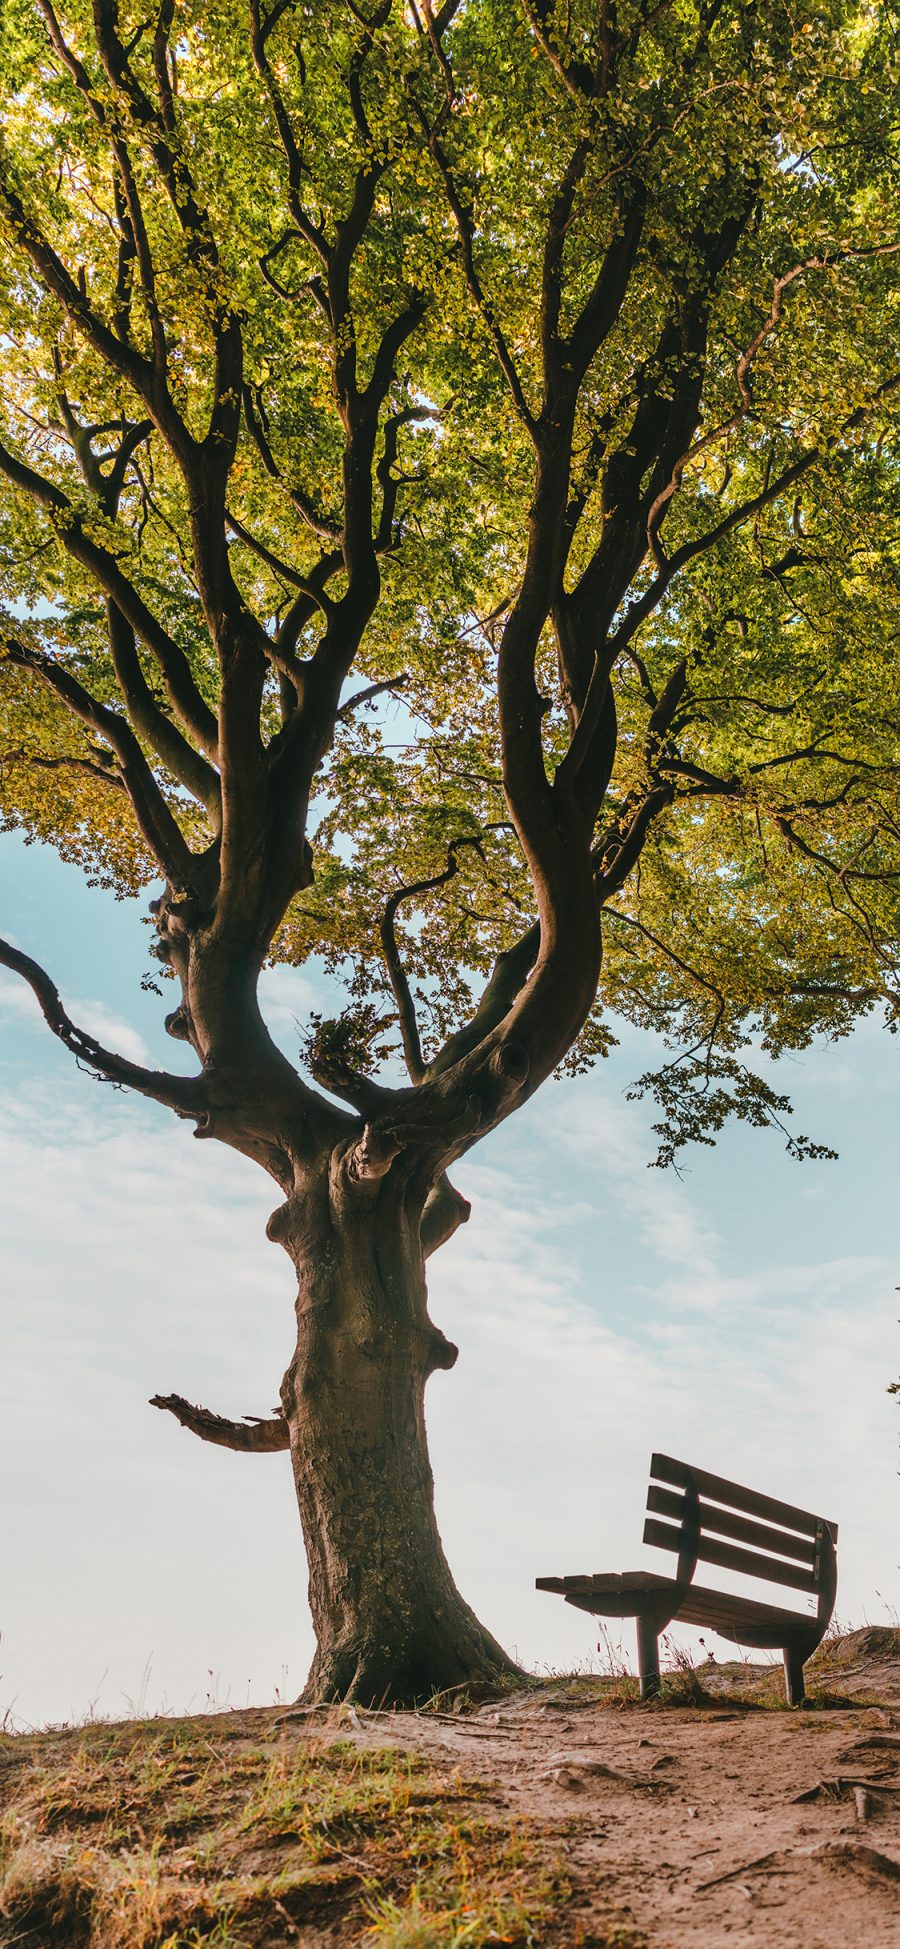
[535,1634,894,1716]
[0,1713,568,1947]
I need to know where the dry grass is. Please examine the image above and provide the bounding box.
[532,1651,880,1717]
[0,1713,570,1947]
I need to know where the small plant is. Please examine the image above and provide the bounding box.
[656,1638,710,1708]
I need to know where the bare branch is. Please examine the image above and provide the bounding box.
[338,672,408,719]
[241,384,343,543]
[0,937,207,1116]
[0,746,127,791]
[150,1393,290,1452]
[421,115,536,434]
[380,836,487,1081]
[0,438,219,759]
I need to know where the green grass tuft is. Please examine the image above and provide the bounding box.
[0,1714,567,1947]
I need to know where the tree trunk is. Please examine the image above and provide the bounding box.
[272,1159,519,1706]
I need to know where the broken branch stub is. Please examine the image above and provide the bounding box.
[150,1393,290,1453]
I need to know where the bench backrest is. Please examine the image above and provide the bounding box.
[642,1453,838,1621]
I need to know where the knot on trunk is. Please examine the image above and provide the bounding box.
[426,1327,459,1374]
[148,889,197,980]
[490,1039,529,1086]
[266,1200,292,1242]
[298,838,314,890]
[164,1004,193,1041]
[345,1124,403,1185]
[422,1175,472,1257]
[472,1039,531,1122]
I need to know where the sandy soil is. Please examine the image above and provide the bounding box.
[5,1629,900,1945]
[297,1626,900,1947]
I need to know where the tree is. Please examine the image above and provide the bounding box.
[1,0,898,1704]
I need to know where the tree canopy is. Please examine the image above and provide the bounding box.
[1,0,899,1702]
[1,0,898,1161]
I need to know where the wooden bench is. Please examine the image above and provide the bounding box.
[537,1453,838,1705]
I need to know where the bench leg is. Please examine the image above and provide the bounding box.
[783,1643,806,1707]
[636,1616,661,1700]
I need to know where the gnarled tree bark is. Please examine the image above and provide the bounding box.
[274,1158,514,1702]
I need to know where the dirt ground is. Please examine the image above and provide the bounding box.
[330,1625,900,1947]
[4,1627,900,1945]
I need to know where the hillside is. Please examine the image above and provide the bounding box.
[2,1630,900,1947]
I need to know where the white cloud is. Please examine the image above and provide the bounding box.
[257,964,322,1050]
[0,1085,307,1727]
[429,1140,899,1673]
[0,972,151,1067]
[552,1091,722,1306]
[0,972,36,1021]
[1,1054,898,1727]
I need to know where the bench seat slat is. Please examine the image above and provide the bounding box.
[645,1485,818,1566]
[643,1518,819,1593]
[650,1451,838,1542]
[676,1581,818,1638]
[536,1571,673,1595]
[535,1569,685,1621]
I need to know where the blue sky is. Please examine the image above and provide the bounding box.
[1,829,898,1727]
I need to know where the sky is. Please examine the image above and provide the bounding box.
[1,828,898,1729]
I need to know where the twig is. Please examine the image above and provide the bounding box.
[697,1850,780,1890]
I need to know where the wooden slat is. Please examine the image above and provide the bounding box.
[536,1570,676,1596]
[650,1452,838,1542]
[675,1582,814,1634]
[643,1519,818,1593]
[646,1485,817,1566]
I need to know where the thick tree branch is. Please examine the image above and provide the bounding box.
[429,925,540,1075]
[565,193,647,385]
[16,4,243,620]
[1,636,205,890]
[338,672,408,719]
[423,118,537,433]
[150,1393,290,1452]
[609,373,900,665]
[52,399,221,811]
[0,145,191,462]
[375,403,433,551]
[521,0,595,99]
[249,0,329,265]
[0,438,219,760]
[595,784,675,902]
[104,602,221,817]
[0,937,207,1116]
[227,508,328,593]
